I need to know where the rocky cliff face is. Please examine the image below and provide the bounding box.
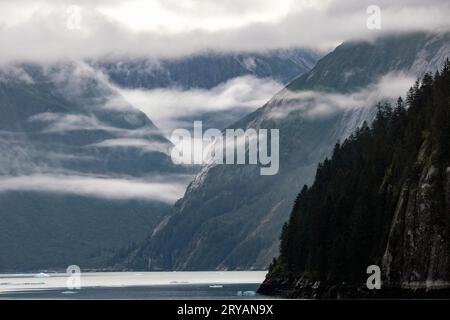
[260,153,450,298]
[382,141,450,290]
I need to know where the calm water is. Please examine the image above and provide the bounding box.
[0,271,271,299]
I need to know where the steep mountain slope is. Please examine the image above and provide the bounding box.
[94,48,320,90]
[259,62,450,298]
[0,63,188,271]
[126,32,450,271]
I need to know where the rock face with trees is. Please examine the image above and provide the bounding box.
[259,61,450,298]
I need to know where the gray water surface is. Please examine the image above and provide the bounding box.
[0,271,270,299]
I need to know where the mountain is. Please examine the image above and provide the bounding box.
[0,63,189,271]
[0,48,318,272]
[259,61,450,298]
[124,31,450,271]
[93,48,320,90]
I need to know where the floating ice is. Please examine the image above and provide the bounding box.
[61,291,78,294]
[34,272,50,278]
[237,290,256,296]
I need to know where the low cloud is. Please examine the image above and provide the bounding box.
[266,72,417,119]
[119,75,283,134]
[0,173,192,203]
[0,65,34,83]
[29,113,105,133]
[87,138,170,154]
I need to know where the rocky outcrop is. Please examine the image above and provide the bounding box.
[382,141,450,290]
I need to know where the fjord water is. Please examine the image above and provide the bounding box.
[0,271,268,299]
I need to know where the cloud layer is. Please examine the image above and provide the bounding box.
[267,72,417,119]
[0,174,192,203]
[0,0,449,62]
[118,75,283,135]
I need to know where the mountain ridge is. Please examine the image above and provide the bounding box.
[93,48,320,90]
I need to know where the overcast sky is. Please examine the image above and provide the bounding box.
[1,0,449,63]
